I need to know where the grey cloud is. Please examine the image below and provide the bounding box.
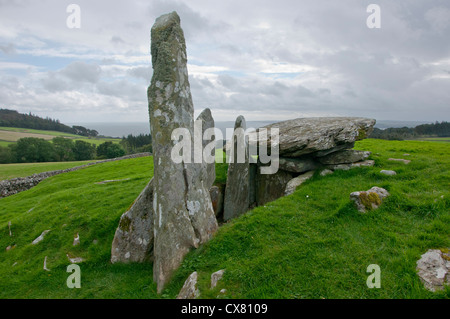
[61,61,102,83]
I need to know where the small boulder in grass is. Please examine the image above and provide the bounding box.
[380,170,397,176]
[350,187,390,213]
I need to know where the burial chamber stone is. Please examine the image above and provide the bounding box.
[255,117,376,158]
[148,11,218,293]
[223,115,251,221]
[111,179,154,264]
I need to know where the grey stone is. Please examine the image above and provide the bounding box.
[196,108,216,189]
[211,269,225,289]
[255,117,375,158]
[148,11,218,293]
[278,157,318,173]
[320,169,333,176]
[350,186,390,213]
[43,256,50,271]
[380,170,397,176]
[318,150,371,165]
[416,249,449,292]
[388,158,411,164]
[32,230,50,245]
[67,254,84,264]
[111,179,154,264]
[73,233,80,246]
[177,271,200,299]
[327,160,375,171]
[256,169,293,206]
[284,171,315,196]
[223,116,251,221]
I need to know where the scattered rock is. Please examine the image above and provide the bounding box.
[95,178,131,185]
[284,171,315,196]
[350,187,390,213]
[224,115,251,221]
[8,221,12,237]
[319,150,371,165]
[73,233,80,246]
[67,254,84,264]
[320,169,333,177]
[111,178,154,264]
[416,249,449,292]
[177,272,200,299]
[149,11,218,293]
[380,170,397,176]
[32,230,50,245]
[388,158,411,164]
[43,256,50,271]
[403,153,410,156]
[211,269,225,289]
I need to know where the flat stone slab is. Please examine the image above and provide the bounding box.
[388,158,411,164]
[254,117,375,158]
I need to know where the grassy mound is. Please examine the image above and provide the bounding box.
[0,139,448,299]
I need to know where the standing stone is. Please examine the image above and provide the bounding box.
[111,179,154,264]
[196,108,216,189]
[148,11,218,293]
[223,116,250,221]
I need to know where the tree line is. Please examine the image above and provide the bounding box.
[0,109,99,137]
[369,121,450,140]
[0,133,152,164]
[0,138,125,164]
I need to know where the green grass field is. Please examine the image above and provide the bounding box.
[0,139,448,299]
[0,126,121,146]
[0,160,97,180]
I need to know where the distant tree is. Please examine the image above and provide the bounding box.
[13,137,57,163]
[52,137,75,161]
[0,146,13,164]
[97,141,125,159]
[73,140,96,161]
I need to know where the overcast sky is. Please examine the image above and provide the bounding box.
[0,0,449,124]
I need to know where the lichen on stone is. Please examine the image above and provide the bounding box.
[359,191,381,210]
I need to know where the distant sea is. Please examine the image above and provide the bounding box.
[70,120,434,138]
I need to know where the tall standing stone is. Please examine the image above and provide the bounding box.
[223,115,250,221]
[148,11,218,293]
[196,108,216,189]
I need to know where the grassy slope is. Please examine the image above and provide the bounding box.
[0,161,97,180]
[0,139,448,299]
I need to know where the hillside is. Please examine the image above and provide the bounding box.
[0,109,98,137]
[0,139,448,299]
